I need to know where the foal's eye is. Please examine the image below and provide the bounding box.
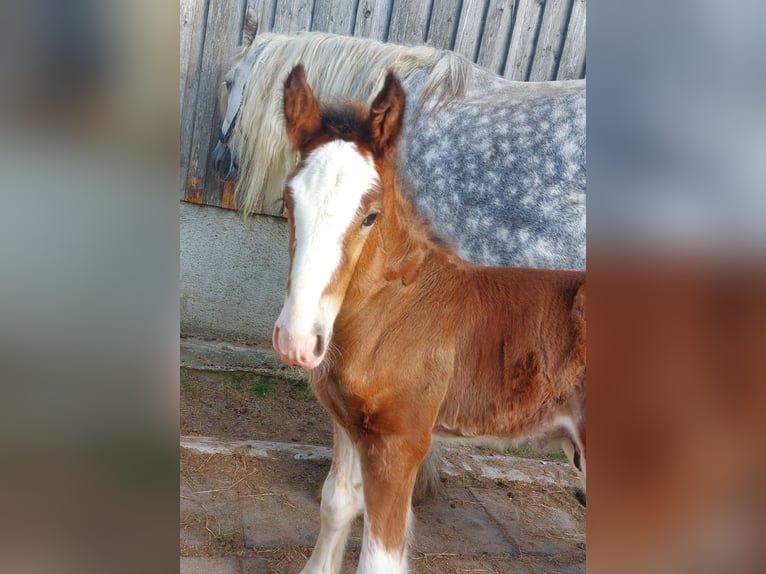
[361,212,379,228]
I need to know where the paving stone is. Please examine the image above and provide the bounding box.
[241,481,323,548]
[470,486,585,558]
[240,557,283,573]
[412,487,517,555]
[524,558,586,574]
[181,484,244,550]
[181,438,586,572]
[181,556,243,574]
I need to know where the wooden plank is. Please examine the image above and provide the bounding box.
[476,0,516,75]
[557,0,585,79]
[504,0,544,80]
[221,181,238,211]
[180,0,209,200]
[453,0,487,62]
[425,0,461,50]
[180,0,201,104]
[529,0,571,80]
[272,0,314,34]
[312,0,356,34]
[387,0,430,45]
[185,0,247,206]
[245,0,277,35]
[353,0,394,41]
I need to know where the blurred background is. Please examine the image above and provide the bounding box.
[0,1,179,573]
[589,1,766,572]
[0,0,764,572]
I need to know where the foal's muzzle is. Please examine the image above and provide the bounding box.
[272,324,327,370]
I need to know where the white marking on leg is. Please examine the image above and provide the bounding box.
[302,425,364,574]
[357,509,411,574]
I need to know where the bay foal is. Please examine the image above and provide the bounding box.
[272,65,586,574]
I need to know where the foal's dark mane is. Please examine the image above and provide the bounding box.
[318,102,371,143]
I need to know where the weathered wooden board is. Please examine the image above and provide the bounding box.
[273,0,314,34]
[388,0,430,46]
[180,0,210,201]
[505,0,546,80]
[246,0,278,36]
[426,0,460,50]
[529,0,571,80]
[353,0,394,41]
[476,0,516,75]
[185,0,247,206]
[312,0,356,35]
[557,0,585,80]
[453,0,488,62]
[180,0,205,108]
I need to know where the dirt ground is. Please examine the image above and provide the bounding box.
[181,368,332,445]
[180,368,586,573]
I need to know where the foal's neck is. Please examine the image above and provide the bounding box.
[371,173,455,286]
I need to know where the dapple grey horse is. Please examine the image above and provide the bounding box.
[214,30,585,271]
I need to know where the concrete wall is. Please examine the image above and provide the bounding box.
[180,202,288,344]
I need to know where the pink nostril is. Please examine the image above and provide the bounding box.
[271,325,326,368]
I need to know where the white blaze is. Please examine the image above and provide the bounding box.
[275,140,378,364]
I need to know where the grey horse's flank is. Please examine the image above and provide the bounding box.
[215,32,586,270]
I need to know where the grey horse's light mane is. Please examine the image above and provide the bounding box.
[232,32,473,216]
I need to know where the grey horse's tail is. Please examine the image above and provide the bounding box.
[412,444,442,504]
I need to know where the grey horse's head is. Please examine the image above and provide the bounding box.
[213,11,261,181]
[212,64,246,181]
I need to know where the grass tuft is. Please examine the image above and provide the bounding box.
[506,442,569,462]
[250,377,273,397]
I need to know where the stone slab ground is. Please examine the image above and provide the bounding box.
[180,437,585,573]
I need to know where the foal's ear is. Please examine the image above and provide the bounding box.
[369,72,406,157]
[283,64,321,150]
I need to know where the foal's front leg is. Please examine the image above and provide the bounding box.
[356,434,429,574]
[301,423,364,574]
